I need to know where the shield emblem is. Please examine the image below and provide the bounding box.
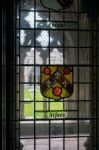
[40,0,73,11]
[40,66,73,100]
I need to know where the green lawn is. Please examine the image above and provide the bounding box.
[24,87,64,118]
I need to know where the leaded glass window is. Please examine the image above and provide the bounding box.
[14,0,97,149]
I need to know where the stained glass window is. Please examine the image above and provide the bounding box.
[14,0,98,149]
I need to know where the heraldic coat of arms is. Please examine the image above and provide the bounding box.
[40,66,73,100]
[40,0,73,11]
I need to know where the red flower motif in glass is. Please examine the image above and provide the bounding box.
[63,67,71,75]
[43,67,51,75]
[52,86,62,96]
